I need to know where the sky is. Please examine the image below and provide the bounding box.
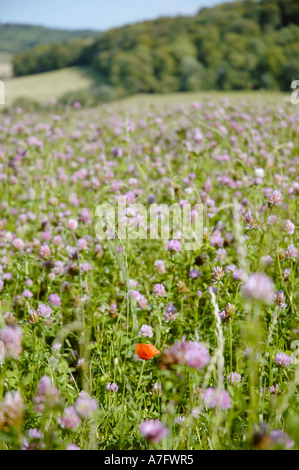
[0,0,231,31]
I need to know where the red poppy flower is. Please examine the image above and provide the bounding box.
[135,343,160,360]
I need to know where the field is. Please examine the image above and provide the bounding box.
[2,62,290,108]
[2,66,106,106]
[0,92,298,450]
[0,53,13,79]
[114,90,290,108]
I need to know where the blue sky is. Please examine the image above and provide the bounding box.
[0,0,230,31]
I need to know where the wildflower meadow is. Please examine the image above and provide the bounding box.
[0,95,298,450]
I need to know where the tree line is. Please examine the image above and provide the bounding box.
[12,0,299,93]
[0,23,98,55]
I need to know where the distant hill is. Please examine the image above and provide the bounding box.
[9,0,299,94]
[0,23,99,55]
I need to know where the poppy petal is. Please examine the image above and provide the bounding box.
[135,343,160,360]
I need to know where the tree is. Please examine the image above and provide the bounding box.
[180,57,206,91]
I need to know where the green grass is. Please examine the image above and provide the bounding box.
[2,64,290,108]
[113,90,290,108]
[0,52,13,79]
[0,94,298,450]
[3,66,106,106]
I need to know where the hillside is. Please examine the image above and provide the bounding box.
[11,0,299,94]
[3,66,108,106]
[0,23,99,55]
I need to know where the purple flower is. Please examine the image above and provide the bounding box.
[106,382,119,392]
[164,303,178,322]
[162,339,210,370]
[77,238,88,251]
[0,390,24,429]
[210,229,224,247]
[191,407,202,418]
[227,372,242,385]
[153,283,166,297]
[0,325,22,359]
[13,238,24,251]
[269,430,294,449]
[242,273,274,303]
[22,289,33,298]
[283,220,295,235]
[110,303,117,314]
[59,406,80,430]
[138,294,148,310]
[260,255,273,266]
[67,219,78,230]
[215,248,227,263]
[268,189,282,206]
[232,269,247,281]
[154,259,166,274]
[37,304,52,319]
[219,310,226,321]
[48,293,61,306]
[81,262,92,272]
[39,244,51,259]
[274,353,292,367]
[66,443,81,450]
[211,266,224,283]
[139,419,168,443]
[244,211,257,229]
[174,415,185,425]
[203,388,231,410]
[274,291,287,309]
[79,208,91,225]
[139,324,153,338]
[53,235,63,246]
[285,245,298,259]
[75,391,98,419]
[128,289,141,300]
[111,147,123,158]
[270,384,281,395]
[183,342,210,369]
[33,376,62,413]
[147,194,156,204]
[219,303,235,322]
[189,269,200,279]
[27,428,44,440]
[167,239,181,252]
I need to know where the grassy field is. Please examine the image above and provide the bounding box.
[2,66,105,106]
[2,63,290,108]
[113,90,290,109]
[0,92,298,450]
[0,52,13,79]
